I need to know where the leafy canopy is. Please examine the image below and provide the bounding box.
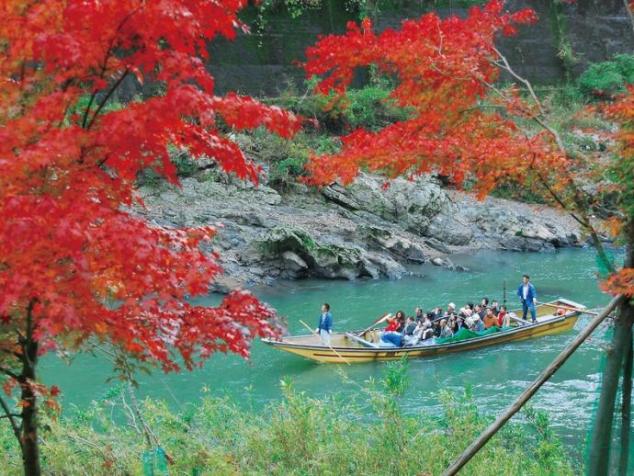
[0,0,300,375]
[302,0,567,196]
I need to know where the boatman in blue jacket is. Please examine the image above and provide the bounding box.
[517,274,537,323]
[315,303,333,345]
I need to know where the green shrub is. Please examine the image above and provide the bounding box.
[343,85,411,130]
[268,155,307,190]
[0,362,580,475]
[578,54,634,99]
[276,79,411,134]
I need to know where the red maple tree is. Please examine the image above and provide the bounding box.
[0,1,299,474]
[302,1,566,194]
[303,0,634,473]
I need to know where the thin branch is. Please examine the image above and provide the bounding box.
[534,171,587,228]
[0,393,22,449]
[492,46,545,116]
[82,2,142,129]
[81,93,97,129]
[86,68,129,131]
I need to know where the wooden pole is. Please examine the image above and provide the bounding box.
[588,303,633,474]
[590,222,634,474]
[537,301,602,317]
[299,319,351,366]
[619,330,633,476]
[357,313,390,336]
[443,295,624,476]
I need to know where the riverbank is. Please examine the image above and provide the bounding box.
[2,363,579,475]
[139,172,586,291]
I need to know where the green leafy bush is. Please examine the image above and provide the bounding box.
[268,155,308,190]
[578,54,634,99]
[0,363,579,475]
[277,80,411,134]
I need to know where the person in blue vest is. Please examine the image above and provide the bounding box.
[517,274,537,323]
[315,303,333,345]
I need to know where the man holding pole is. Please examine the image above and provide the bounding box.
[315,303,333,345]
[517,274,537,323]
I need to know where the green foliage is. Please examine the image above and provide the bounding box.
[491,179,547,204]
[253,0,323,47]
[382,356,409,397]
[170,149,199,178]
[0,363,579,475]
[578,54,634,100]
[276,79,411,134]
[606,153,634,221]
[548,0,577,81]
[265,139,310,191]
[136,146,201,189]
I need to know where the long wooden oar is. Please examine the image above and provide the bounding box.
[357,313,390,336]
[299,319,351,366]
[537,301,600,316]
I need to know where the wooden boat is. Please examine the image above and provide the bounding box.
[262,298,586,364]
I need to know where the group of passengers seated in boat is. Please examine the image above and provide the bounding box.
[371,298,514,348]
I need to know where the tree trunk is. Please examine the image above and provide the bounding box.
[21,375,41,476]
[619,329,633,476]
[20,302,41,476]
[589,221,634,475]
[588,307,632,474]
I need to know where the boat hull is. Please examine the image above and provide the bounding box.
[262,299,584,364]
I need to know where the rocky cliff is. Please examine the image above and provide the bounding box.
[139,172,584,290]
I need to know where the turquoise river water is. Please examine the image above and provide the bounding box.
[42,247,628,460]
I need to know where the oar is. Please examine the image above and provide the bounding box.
[299,319,351,366]
[536,301,598,316]
[357,313,390,336]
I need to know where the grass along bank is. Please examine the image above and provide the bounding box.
[0,361,579,475]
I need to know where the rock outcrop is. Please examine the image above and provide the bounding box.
[138,172,585,289]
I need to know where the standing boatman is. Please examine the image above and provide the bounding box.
[315,303,333,345]
[517,274,537,323]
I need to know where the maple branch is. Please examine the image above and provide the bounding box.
[0,393,22,449]
[83,3,142,130]
[492,47,545,116]
[482,50,616,275]
[81,93,97,129]
[86,68,129,130]
[533,171,587,228]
